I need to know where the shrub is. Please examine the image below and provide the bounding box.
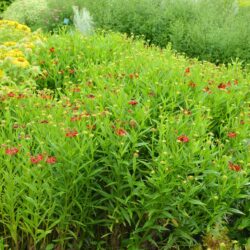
[3,0,250,65]
[0,0,14,13]
[2,0,49,30]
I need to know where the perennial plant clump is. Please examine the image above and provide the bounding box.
[0,21,249,249]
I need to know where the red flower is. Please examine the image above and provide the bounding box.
[87,94,95,99]
[227,132,237,138]
[129,73,139,79]
[203,87,212,94]
[218,83,227,89]
[116,128,127,136]
[177,135,189,143]
[128,100,138,106]
[40,120,49,124]
[7,92,15,97]
[185,67,190,74]
[65,130,78,138]
[17,93,26,99]
[70,115,82,122]
[30,154,43,164]
[229,162,241,172]
[188,82,196,88]
[49,47,55,53]
[72,87,81,93]
[46,156,57,164]
[5,147,19,156]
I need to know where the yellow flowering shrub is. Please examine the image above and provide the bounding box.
[0,20,43,85]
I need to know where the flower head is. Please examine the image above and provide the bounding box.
[46,156,57,164]
[65,130,78,138]
[185,67,190,74]
[30,154,43,164]
[228,162,241,172]
[128,100,138,106]
[5,147,19,156]
[177,135,189,143]
[218,83,227,89]
[116,128,127,136]
[49,47,55,53]
[227,132,237,138]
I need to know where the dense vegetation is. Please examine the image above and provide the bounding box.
[2,0,250,66]
[0,20,249,249]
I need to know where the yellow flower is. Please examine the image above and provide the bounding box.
[12,57,30,68]
[6,49,24,58]
[24,42,34,49]
[3,41,17,47]
[0,20,31,33]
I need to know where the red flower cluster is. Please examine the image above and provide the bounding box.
[177,135,189,143]
[30,154,43,164]
[116,128,127,136]
[228,162,241,172]
[5,147,19,156]
[218,82,231,90]
[66,130,78,137]
[227,132,237,138]
[128,100,138,106]
[30,154,57,165]
[46,156,57,164]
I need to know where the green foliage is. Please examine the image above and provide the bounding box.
[3,0,250,65]
[0,27,249,249]
[2,0,49,30]
[0,0,14,13]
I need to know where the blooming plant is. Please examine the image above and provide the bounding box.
[0,21,249,249]
[0,20,43,85]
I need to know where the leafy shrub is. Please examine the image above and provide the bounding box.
[0,0,14,13]
[3,0,250,65]
[2,0,49,30]
[0,22,249,249]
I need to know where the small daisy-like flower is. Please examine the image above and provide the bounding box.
[46,156,57,164]
[7,92,15,97]
[65,130,78,138]
[218,83,227,89]
[177,135,189,143]
[185,67,190,74]
[30,154,43,164]
[188,82,196,88]
[49,47,55,53]
[227,132,237,138]
[5,147,19,156]
[228,162,241,172]
[116,128,127,136]
[128,100,138,106]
